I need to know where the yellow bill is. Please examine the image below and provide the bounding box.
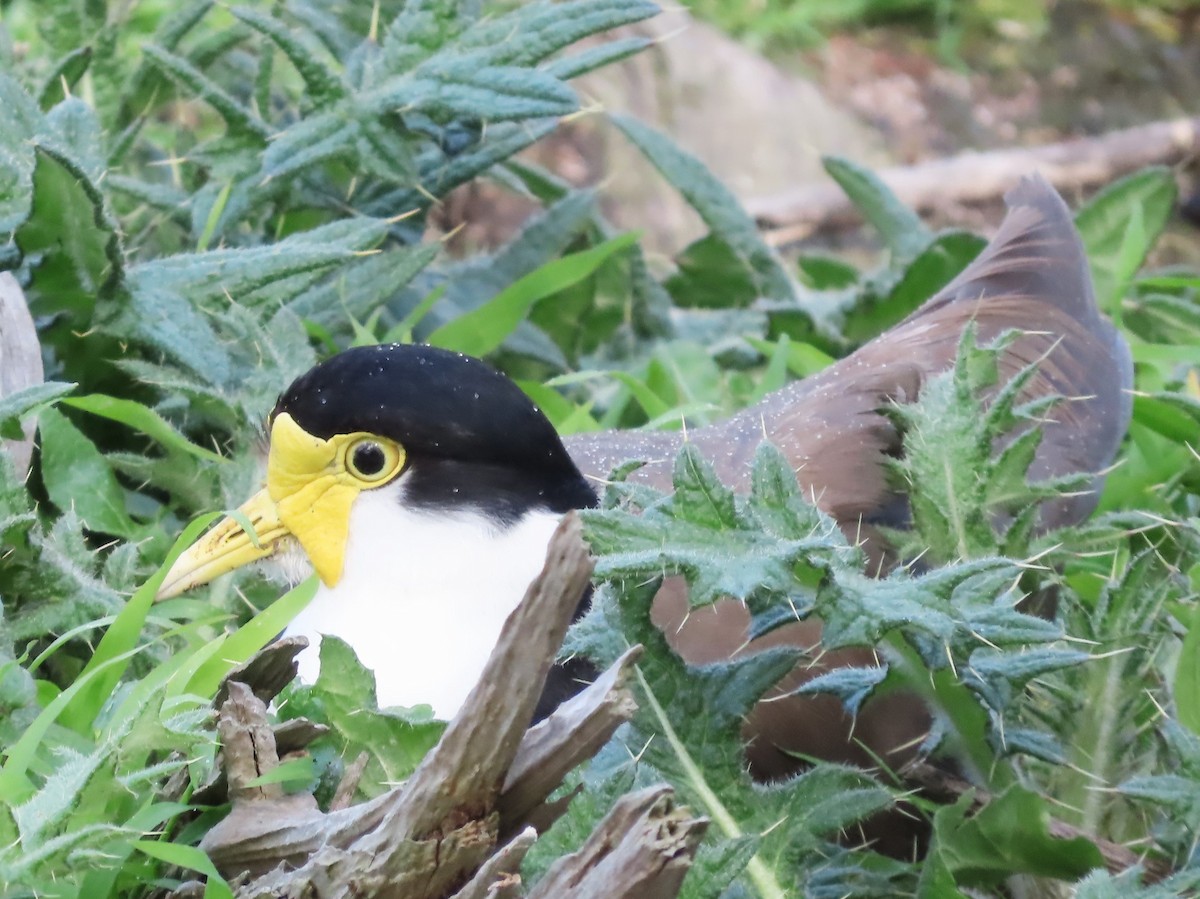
[156,488,289,599]
[156,412,406,600]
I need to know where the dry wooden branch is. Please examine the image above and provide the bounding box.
[0,273,43,476]
[447,828,536,899]
[748,117,1200,245]
[215,636,309,708]
[195,512,699,898]
[370,511,597,843]
[526,786,708,899]
[499,644,642,839]
[901,761,1174,884]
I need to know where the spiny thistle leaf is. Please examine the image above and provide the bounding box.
[141,44,269,139]
[230,6,346,106]
[884,324,1089,564]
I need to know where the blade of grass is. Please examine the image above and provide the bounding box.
[0,647,144,802]
[383,283,447,343]
[428,232,639,357]
[243,756,314,787]
[134,840,234,899]
[745,336,833,378]
[61,394,225,462]
[634,667,787,899]
[609,371,672,420]
[196,180,232,252]
[747,333,791,405]
[184,575,318,698]
[59,512,223,733]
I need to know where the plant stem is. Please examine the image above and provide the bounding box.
[884,634,1014,790]
[1080,650,1124,834]
[635,667,788,899]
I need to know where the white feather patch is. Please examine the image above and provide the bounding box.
[282,479,564,718]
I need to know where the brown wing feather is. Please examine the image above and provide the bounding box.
[567,175,1130,529]
[563,176,1132,794]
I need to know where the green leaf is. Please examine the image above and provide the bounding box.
[1074,868,1200,899]
[929,785,1104,886]
[230,6,345,106]
[517,379,599,433]
[665,233,761,309]
[795,665,888,717]
[1106,200,1145,325]
[546,35,653,80]
[291,243,439,329]
[798,254,860,290]
[134,840,234,899]
[398,120,558,207]
[131,217,389,308]
[1176,602,1200,735]
[613,114,796,304]
[121,282,233,386]
[59,512,222,732]
[280,636,444,796]
[383,283,446,344]
[586,442,860,618]
[243,756,315,788]
[36,47,93,110]
[184,576,319,699]
[260,110,354,180]
[1075,167,1176,315]
[142,43,269,138]
[607,372,672,420]
[16,140,122,323]
[61,395,225,462]
[745,336,834,378]
[1132,393,1200,444]
[0,382,75,437]
[884,326,1069,563]
[459,0,659,68]
[12,743,107,847]
[0,647,142,803]
[0,74,42,235]
[428,232,639,357]
[195,179,232,253]
[824,156,931,262]
[362,58,578,121]
[843,231,985,344]
[37,408,137,539]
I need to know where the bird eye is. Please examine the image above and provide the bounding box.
[346,438,402,484]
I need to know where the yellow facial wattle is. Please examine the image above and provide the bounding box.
[156,412,405,599]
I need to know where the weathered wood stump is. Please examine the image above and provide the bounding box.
[189,514,705,898]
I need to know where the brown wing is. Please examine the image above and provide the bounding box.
[568,175,1130,531]
[563,176,1132,793]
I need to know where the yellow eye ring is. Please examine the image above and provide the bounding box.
[344,436,405,485]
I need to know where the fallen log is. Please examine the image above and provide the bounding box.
[748,117,1200,246]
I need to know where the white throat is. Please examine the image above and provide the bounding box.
[282,482,565,718]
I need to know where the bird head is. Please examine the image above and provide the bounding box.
[157,343,595,600]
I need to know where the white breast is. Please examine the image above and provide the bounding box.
[282,480,565,718]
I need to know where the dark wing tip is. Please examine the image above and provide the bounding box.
[922,172,1099,326]
[908,173,1133,526]
[1002,172,1068,217]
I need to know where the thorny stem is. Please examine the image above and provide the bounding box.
[1079,649,1124,834]
[884,634,1015,791]
[635,667,788,899]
